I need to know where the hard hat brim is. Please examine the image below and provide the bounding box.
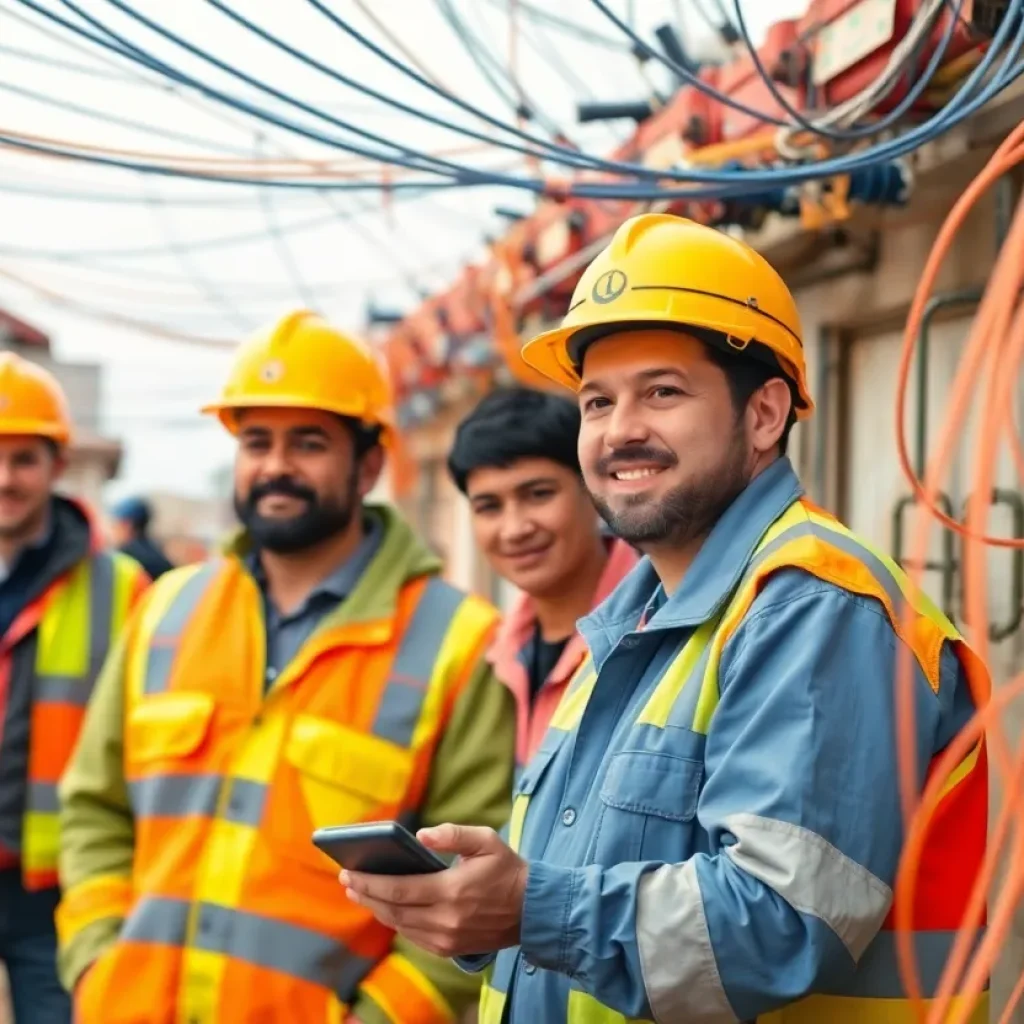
[522,316,815,420]
[201,395,394,439]
[0,419,70,444]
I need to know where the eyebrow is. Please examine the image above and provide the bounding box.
[468,476,561,501]
[289,426,330,440]
[580,366,688,395]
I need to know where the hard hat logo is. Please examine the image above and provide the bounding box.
[592,269,628,305]
[259,360,285,384]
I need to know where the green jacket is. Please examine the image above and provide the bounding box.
[57,505,516,1024]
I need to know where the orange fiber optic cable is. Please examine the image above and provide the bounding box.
[893,119,1024,1024]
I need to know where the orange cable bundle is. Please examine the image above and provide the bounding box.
[893,120,1024,1024]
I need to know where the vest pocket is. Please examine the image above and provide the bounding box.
[593,750,703,864]
[284,714,415,834]
[127,692,216,765]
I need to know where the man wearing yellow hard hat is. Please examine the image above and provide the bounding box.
[0,353,148,1024]
[343,215,990,1022]
[56,311,516,1023]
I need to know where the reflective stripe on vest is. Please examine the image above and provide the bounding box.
[119,564,479,1016]
[21,552,136,888]
[142,561,219,695]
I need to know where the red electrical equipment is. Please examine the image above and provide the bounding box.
[801,0,997,113]
[718,19,808,142]
[530,199,591,302]
[637,67,724,160]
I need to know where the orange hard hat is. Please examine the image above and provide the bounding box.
[521,213,813,418]
[0,352,73,444]
[202,310,396,439]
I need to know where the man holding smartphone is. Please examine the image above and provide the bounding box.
[342,216,989,1022]
[56,311,517,1024]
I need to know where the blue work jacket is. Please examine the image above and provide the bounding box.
[461,457,977,1023]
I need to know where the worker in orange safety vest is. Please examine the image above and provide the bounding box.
[55,311,517,1024]
[0,353,148,1024]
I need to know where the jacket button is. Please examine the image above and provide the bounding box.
[523,962,537,975]
[561,807,577,827]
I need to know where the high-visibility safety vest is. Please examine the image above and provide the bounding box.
[0,549,145,890]
[479,497,989,1024]
[60,556,499,1024]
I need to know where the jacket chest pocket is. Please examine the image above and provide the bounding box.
[591,749,704,865]
[283,714,415,836]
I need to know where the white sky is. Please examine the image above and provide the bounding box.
[0,0,807,502]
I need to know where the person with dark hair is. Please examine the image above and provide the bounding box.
[447,387,635,770]
[108,496,174,580]
[57,311,515,1024]
[344,215,989,1024]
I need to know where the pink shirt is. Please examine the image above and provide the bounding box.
[488,538,638,767]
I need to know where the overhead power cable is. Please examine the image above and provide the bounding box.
[8,0,1024,199]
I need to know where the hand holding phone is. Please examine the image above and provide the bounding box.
[312,821,448,876]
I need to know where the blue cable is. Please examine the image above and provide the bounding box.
[728,0,965,142]
[8,0,1024,198]
[7,0,457,184]
[75,0,489,181]
[305,0,1023,188]
[203,0,596,175]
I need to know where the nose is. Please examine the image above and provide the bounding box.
[257,439,292,480]
[498,504,537,546]
[0,458,16,489]
[601,398,650,452]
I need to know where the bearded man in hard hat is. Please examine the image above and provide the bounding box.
[0,354,148,1024]
[56,311,516,1024]
[342,215,990,1023]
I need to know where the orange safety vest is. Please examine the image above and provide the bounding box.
[63,557,498,1024]
[480,497,988,1024]
[0,549,145,890]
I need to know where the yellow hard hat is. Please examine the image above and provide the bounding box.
[521,213,813,418]
[0,352,72,444]
[202,310,395,438]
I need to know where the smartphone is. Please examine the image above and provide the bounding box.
[312,820,448,876]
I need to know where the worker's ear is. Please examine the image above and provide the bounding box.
[356,444,385,499]
[47,441,67,481]
[747,378,792,454]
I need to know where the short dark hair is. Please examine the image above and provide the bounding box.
[339,417,383,458]
[447,387,581,494]
[701,341,797,455]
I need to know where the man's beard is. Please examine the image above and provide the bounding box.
[234,472,358,554]
[589,431,750,549]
